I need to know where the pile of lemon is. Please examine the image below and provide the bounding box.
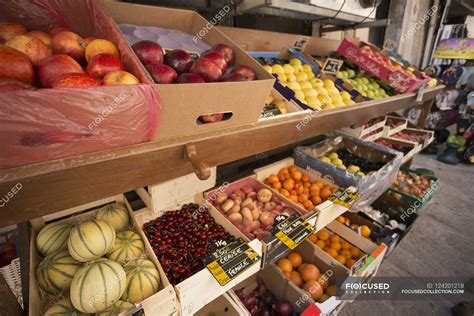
[263,58,356,111]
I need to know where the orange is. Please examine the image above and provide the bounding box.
[312,196,322,205]
[283,271,291,278]
[320,187,332,199]
[345,259,356,268]
[287,252,303,268]
[341,241,350,250]
[292,170,303,181]
[341,249,352,260]
[315,180,325,189]
[289,195,299,203]
[335,255,346,265]
[301,264,320,282]
[336,216,346,224]
[350,247,361,258]
[303,201,314,211]
[278,173,286,182]
[315,240,326,249]
[279,189,290,197]
[268,174,279,184]
[326,249,338,258]
[289,166,298,173]
[272,181,282,190]
[298,263,307,275]
[310,188,320,197]
[317,230,330,241]
[303,280,324,300]
[295,184,304,194]
[280,167,289,175]
[276,258,293,272]
[308,234,318,243]
[289,190,297,196]
[302,175,310,182]
[303,181,311,188]
[330,235,340,243]
[289,271,304,287]
[298,193,309,202]
[326,285,338,297]
[310,183,320,191]
[303,187,310,194]
[330,242,341,251]
[283,179,294,190]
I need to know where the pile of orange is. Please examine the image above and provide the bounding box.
[308,230,363,269]
[336,216,372,238]
[276,251,338,303]
[265,165,337,212]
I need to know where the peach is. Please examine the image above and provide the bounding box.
[241,185,254,195]
[220,199,234,213]
[85,39,119,63]
[241,208,253,222]
[0,22,27,43]
[227,205,240,214]
[264,201,278,212]
[246,191,257,200]
[228,213,242,224]
[233,197,242,206]
[241,197,253,208]
[250,220,261,231]
[5,34,52,65]
[251,208,261,220]
[215,193,228,205]
[257,188,273,202]
[234,189,245,199]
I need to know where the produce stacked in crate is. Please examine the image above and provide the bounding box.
[389,168,439,205]
[336,69,393,99]
[34,201,159,315]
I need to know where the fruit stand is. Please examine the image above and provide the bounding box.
[0,1,451,316]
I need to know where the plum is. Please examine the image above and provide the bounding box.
[221,199,234,213]
[257,188,272,202]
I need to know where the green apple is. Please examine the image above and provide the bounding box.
[347,69,356,77]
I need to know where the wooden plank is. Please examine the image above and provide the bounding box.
[0,86,443,227]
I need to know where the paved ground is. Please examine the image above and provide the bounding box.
[340,153,474,316]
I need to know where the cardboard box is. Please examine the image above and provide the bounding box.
[337,39,431,93]
[228,240,349,315]
[0,0,161,170]
[254,157,359,232]
[195,293,246,316]
[259,89,306,121]
[102,1,275,140]
[340,116,387,140]
[312,221,387,277]
[27,195,178,316]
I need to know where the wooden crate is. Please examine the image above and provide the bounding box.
[373,137,419,164]
[195,293,246,316]
[311,221,387,277]
[254,157,356,232]
[387,127,435,149]
[133,175,263,315]
[27,194,179,316]
[383,115,408,137]
[340,116,387,140]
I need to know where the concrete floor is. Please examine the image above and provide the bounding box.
[340,153,474,316]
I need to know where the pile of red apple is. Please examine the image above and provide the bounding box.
[0,22,140,91]
[359,44,417,79]
[212,186,296,240]
[132,40,256,84]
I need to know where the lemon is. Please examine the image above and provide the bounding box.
[283,64,295,75]
[299,81,312,90]
[287,81,301,91]
[295,72,308,82]
[306,71,315,79]
[263,65,272,74]
[271,64,284,75]
[315,86,329,96]
[293,64,303,74]
[323,79,335,88]
[278,73,288,83]
[327,87,340,95]
[302,88,318,97]
[302,64,312,73]
[287,74,296,82]
[289,58,302,66]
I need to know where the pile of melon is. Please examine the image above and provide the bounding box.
[36,202,161,315]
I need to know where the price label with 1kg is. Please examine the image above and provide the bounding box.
[271,214,315,250]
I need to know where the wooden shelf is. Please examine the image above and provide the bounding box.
[0,86,443,227]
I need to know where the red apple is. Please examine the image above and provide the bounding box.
[132,40,163,66]
[231,65,256,80]
[52,73,101,88]
[212,43,234,65]
[199,113,224,123]
[164,49,192,74]
[0,79,35,92]
[0,22,27,43]
[103,70,140,85]
[190,58,223,82]
[87,53,124,79]
[0,45,35,84]
[51,31,86,63]
[85,39,119,63]
[201,50,227,72]
[28,31,52,47]
[222,73,246,82]
[177,73,205,84]
[49,26,70,37]
[37,54,84,88]
[146,63,177,84]
[5,34,52,65]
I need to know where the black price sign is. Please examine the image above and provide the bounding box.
[292,37,309,51]
[271,214,315,250]
[329,187,360,209]
[202,238,260,286]
[322,58,344,74]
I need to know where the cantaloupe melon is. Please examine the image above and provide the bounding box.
[122,259,160,303]
[44,298,87,316]
[96,300,134,316]
[36,250,81,294]
[70,258,126,313]
[68,220,115,262]
[107,231,144,264]
[36,222,72,256]
[96,203,130,232]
